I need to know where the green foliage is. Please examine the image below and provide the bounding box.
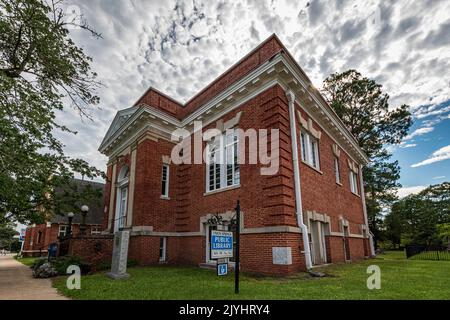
[52,180,103,217]
[95,260,111,271]
[385,182,450,246]
[0,222,17,248]
[127,259,139,268]
[51,255,91,275]
[322,70,413,246]
[437,223,450,244]
[0,0,104,225]
[31,256,47,269]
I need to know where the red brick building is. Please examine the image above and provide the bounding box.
[99,34,375,275]
[22,179,104,257]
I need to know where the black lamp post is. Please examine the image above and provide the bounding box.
[67,212,74,238]
[79,205,89,236]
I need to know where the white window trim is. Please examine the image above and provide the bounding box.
[205,130,240,193]
[58,225,67,237]
[300,130,320,170]
[349,171,359,195]
[91,226,101,235]
[161,164,170,197]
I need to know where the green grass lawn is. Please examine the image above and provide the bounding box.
[52,251,450,300]
[15,256,37,267]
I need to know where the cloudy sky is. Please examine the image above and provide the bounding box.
[58,0,450,198]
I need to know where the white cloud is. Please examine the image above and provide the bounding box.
[48,0,450,174]
[411,144,450,167]
[397,185,426,198]
[433,176,446,180]
[404,126,434,140]
[399,143,417,148]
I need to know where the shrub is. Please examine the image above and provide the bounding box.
[127,259,138,268]
[96,261,111,271]
[51,256,91,275]
[31,257,47,270]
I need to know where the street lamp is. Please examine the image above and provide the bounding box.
[79,205,89,236]
[67,212,74,237]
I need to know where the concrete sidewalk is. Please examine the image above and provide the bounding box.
[0,254,68,300]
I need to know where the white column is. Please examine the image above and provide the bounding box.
[108,162,117,232]
[126,147,137,227]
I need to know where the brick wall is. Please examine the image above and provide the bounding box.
[101,83,369,275]
[68,235,113,269]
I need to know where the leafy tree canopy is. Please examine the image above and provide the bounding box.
[385,182,450,246]
[322,70,413,246]
[0,0,104,225]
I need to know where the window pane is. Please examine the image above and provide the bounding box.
[310,140,317,167]
[215,164,220,189]
[301,132,307,161]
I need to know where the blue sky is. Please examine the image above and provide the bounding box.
[52,0,450,199]
[392,100,450,196]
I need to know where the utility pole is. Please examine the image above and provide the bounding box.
[235,199,240,294]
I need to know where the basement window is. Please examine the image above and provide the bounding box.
[161,164,169,197]
[159,237,167,262]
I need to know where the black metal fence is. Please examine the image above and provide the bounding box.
[405,245,450,261]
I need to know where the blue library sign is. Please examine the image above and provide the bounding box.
[211,230,233,259]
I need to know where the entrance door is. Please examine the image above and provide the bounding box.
[310,221,327,265]
[206,225,217,263]
[114,187,128,232]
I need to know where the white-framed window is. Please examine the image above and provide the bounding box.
[300,131,320,170]
[334,157,341,184]
[91,226,101,235]
[161,164,169,197]
[58,225,67,237]
[159,237,167,262]
[349,171,359,194]
[206,130,240,192]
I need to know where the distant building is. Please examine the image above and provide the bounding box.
[22,179,104,257]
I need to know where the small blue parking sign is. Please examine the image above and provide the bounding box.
[217,263,228,276]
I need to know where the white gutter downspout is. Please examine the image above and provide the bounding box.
[359,164,376,256]
[286,90,313,270]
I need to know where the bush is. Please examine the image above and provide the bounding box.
[96,261,111,271]
[31,257,48,270]
[127,259,138,268]
[51,256,91,275]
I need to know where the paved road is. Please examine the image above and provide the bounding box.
[0,254,68,300]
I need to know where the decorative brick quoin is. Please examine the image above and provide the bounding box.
[98,34,375,275]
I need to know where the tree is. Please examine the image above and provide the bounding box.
[386,182,450,247]
[322,70,412,247]
[0,0,104,225]
[52,180,103,217]
[0,223,18,249]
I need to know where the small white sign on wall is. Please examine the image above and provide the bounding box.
[272,247,292,265]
